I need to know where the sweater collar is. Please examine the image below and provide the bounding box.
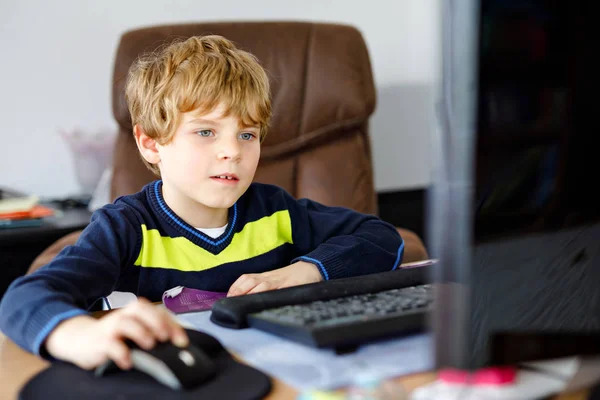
[148,180,238,254]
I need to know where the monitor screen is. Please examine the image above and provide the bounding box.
[431,0,600,369]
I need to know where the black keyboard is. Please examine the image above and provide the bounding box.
[247,284,433,351]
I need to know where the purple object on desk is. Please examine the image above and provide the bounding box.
[162,286,227,314]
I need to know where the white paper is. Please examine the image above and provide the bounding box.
[163,286,185,299]
[175,311,434,391]
[102,291,138,310]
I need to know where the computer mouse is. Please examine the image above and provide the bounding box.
[94,338,217,390]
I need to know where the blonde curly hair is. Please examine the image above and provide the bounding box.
[125,35,272,175]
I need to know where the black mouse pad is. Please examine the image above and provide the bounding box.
[19,329,271,400]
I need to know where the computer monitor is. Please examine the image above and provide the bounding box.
[430,0,600,370]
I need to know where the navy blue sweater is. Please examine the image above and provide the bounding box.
[0,181,404,355]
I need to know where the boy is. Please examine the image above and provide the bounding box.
[0,35,404,371]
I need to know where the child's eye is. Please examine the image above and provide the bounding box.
[239,132,256,141]
[196,130,214,137]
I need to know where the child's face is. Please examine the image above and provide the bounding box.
[156,102,261,213]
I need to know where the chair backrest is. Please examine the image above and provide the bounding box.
[110,21,378,214]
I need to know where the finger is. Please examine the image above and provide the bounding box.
[162,313,189,348]
[150,305,189,348]
[227,274,250,296]
[246,281,274,295]
[106,338,132,370]
[127,301,188,348]
[228,274,260,296]
[124,300,170,342]
[113,315,156,350]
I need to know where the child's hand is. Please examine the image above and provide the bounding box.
[45,297,188,370]
[227,261,323,297]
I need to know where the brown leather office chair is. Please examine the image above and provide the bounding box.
[28,22,428,274]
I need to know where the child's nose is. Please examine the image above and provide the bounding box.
[217,137,241,160]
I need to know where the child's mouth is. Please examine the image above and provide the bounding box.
[211,175,239,183]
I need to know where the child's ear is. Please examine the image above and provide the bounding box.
[134,125,161,165]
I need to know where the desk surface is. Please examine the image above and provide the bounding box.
[0,206,91,246]
[0,332,591,399]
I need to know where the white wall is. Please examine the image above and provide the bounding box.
[0,0,439,198]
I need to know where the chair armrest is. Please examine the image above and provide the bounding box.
[396,227,429,264]
[27,230,83,275]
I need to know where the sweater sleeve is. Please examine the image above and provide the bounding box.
[0,203,141,356]
[285,195,404,280]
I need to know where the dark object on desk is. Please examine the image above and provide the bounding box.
[0,207,92,300]
[0,218,44,229]
[211,267,429,330]
[249,284,432,352]
[94,335,217,390]
[48,195,92,210]
[0,186,27,200]
[19,329,271,400]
